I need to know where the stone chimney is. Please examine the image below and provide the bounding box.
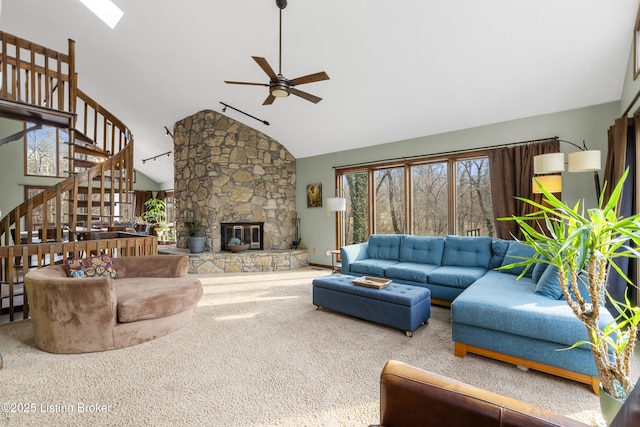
[173,109,297,252]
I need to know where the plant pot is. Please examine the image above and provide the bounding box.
[228,244,250,253]
[600,385,625,426]
[187,236,207,254]
[134,224,150,235]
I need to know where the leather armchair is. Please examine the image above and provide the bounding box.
[372,360,589,427]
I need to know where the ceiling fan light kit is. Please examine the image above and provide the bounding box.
[224,0,329,104]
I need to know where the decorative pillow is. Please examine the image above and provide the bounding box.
[488,239,509,268]
[535,265,563,299]
[531,261,549,283]
[500,241,536,277]
[65,255,118,279]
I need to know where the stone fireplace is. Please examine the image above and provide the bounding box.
[173,109,305,271]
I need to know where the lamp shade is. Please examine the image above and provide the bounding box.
[533,153,565,174]
[568,150,601,172]
[326,197,346,212]
[532,175,562,194]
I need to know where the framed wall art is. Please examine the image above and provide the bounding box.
[307,183,322,208]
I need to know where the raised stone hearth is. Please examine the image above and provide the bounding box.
[159,246,309,274]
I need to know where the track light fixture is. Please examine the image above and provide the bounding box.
[142,151,171,164]
[164,126,174,139]
[219,102,270,126]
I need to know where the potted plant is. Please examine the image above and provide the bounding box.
[502,169,640,423]
[227,237,249,252]
[187,219,206,253]
[144,198,166,225]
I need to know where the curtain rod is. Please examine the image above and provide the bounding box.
[332,136,558,170]
[623,86,640,117]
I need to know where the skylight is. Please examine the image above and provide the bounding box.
[77,0,123,29]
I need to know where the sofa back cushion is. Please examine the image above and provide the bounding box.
[367,234,402,260]
[500,241,537,277]
[399,235,444,265]
[442,235,493,268]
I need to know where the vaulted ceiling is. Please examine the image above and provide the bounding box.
[1,0,638,184]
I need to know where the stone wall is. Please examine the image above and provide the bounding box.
[173,109,297,252]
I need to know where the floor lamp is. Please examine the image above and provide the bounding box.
[532,140,601,200]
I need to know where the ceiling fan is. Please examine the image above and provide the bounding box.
[224,0,329,105]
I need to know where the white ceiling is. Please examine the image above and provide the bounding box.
[1,0,638,184]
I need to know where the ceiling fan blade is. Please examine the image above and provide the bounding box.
[288,71,330,86]
[224,80,268,87]
[289,87,322,104]
[252,56,278,80]
[263,94,276,105]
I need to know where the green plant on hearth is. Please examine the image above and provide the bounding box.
[143,197,166,224]
[500,168,640,402]
[500,169,640,400]
[134,215,148,225]
[188,219,204,237]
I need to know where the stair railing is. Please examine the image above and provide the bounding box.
[0,30,75,113]
[0,141,134,246]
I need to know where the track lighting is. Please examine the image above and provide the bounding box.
[164,126,174,139]
[219,102,270,126]
[142,151,172,164]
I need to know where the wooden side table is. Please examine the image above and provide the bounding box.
[330,249,342,273]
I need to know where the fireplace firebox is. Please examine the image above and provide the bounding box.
[220,222,264,251]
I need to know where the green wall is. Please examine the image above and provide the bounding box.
[296,102,620,266]
[0,117,162,222]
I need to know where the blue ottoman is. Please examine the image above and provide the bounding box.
[312,274,431,336]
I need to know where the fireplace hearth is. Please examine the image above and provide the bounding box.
[221,222,264,251]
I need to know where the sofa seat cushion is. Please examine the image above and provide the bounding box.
[115,278,203,323]
[384,262,439,283]
[350,259,399,278]
[451,271,613,348]
[427,266,488,289]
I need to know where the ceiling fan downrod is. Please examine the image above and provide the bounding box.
[277,0,287,75]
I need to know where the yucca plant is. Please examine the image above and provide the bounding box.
[501,168,640,400]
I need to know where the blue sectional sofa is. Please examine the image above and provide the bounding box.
[340,234,613,393]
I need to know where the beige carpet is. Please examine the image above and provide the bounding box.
[0,267,637,426]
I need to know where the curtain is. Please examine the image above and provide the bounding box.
[488,139,560,240]
[602,116,629,205]
[133,190,153,219]
[604,116,637,307]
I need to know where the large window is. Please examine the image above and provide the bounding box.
[25,124,69,177]
[336,152,494,246]
[455,158,494,236]
[374,167,405,234]
[341,172,369,245]
[411,162,448,236]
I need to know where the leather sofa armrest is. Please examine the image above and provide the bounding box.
[340,242,368,275]
[112,255,188,278]
[378,360,589,427]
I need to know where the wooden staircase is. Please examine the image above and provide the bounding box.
[0,30,135,245]
[0,31,158,322]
